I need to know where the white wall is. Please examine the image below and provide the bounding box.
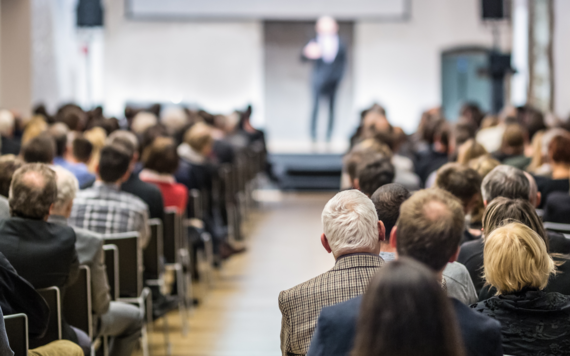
[103,0,263,123]
[554,0,570,119]
[354,0,510,133]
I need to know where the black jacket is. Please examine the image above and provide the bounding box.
[303,39,347,92]
[307,295,502,356]
[121,172,165,222]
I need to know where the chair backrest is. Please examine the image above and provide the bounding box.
[103,245,119,301]
[63,266,92,339]
[188,189,203,220]
[163,208,181,264]
[104,232,142,298]
[544,222,570,234]
[32,287,62,348]
[4,313,28,356]
[144,219,164,280]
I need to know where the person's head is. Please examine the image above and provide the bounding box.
[393,188,464,272]
[0,155,24,198]
[500,124,526,155]
[434,163,482,214]
[97,144,131,184]
[58,106,86,131]
[21,118,48,146]
[71,136,94,164]
[370,184,410,243]
[467,154,500,179]
[107,130,139,161]
[47,122,69,157]
[356,158,395,197]
[50,166,79,218]
[184,122,213,156]
[352,258,465,356]
[484,222,555,295]
[321,190,381,258]
[315,16,338,35]
[21,133,56,164]
[9,163,57,220]
[130,111,158,134]
[0,110,15,137]
[548,134,570,165]
[481,197,548,250]
[481,165,530,205]
[524,172,541,208]
[142,136,179,175]
[456,139,487,165]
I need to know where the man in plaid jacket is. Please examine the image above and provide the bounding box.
[278,190,384,356]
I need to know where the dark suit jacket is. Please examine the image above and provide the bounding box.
[543,191,570,224]
[303,39,347,93]
[121,172,165,222]
[307,296,502,356]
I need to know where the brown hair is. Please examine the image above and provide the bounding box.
[457,139,487,165]
[548,134,570,165]
[435,163,482,208]
[501,124,525,155]
[9,163,57,219]
[0,155,24,198]
[396,188,465,271]
[184,122,213,153]
[142,136,180,175]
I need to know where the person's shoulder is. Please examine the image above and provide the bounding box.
[73,226,103,246]
[319,296,362,321]
[119,190,150,211]
[279,270,336,309]
[459,239,483,257]
[452,298,502,345]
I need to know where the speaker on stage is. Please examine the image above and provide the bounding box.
[482,0,505,20]
[77,0,104,27]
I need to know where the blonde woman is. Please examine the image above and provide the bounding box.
[457,139,487,165]
[472,222,570,356]
[83,127,107,173]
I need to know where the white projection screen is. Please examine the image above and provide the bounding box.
[125,0,410,20]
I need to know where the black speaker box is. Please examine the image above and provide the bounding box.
[482,0,505,19]
[77,0,103,27]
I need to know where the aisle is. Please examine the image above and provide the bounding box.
[145,192,336,356]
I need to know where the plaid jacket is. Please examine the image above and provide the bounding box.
[69,182,150,247]
[279,253,383,356]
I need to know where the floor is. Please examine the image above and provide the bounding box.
[141,192,336,356]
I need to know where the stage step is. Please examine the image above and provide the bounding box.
[269,153,342,190]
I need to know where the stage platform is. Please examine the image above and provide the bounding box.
[269,153,343,190]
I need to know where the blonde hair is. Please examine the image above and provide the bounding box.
[21,117,48,146]
[457,139,487,165]
[84,127,107,173]
[184,122,213,153]
[484,222,555,294]
[527,130,545,173]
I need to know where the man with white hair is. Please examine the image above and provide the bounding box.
[0,109,20,155]
[278,190,383,356]
[48,166,144,356]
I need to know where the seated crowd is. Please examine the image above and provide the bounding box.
[280,103,570,356]
[0,103,265,355]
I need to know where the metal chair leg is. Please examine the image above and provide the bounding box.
[162,312,172,356]
[175,265,189,336]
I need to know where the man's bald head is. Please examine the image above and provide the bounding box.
[394,188,465,271]
[9,163,57,219]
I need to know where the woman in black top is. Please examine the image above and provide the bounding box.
[472,222,570,356]
[534,134,570,208]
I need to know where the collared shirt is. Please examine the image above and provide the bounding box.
[317,34,339,64]
[53,157,96,189]
[69,181,150,247]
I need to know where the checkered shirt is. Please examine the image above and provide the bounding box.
[69,182,150,247]
[279,253,383,356]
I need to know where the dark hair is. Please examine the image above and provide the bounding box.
[22,133,56,164]
[435,163,482,208]
[142,137,179,174]
[72,137,93,163]
[357,158,395,196]
[352,258,465,356]
[454,120,477,146]
[371,183,410,240]
[396,189,465,271]
[48,123,68,157]
[548,135,570,165]
[57,105,85,131]
[0,156,24,197]
[98,145,131,183]
[9,163,58,219]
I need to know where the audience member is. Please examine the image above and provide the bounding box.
[534,134,570,208]
[0,110,20,155]
[107,130,165,222]
[493,124,527,166]
[434,163,483,244]
[0,163,88,350]
[21,118,48,147]
[472,223,570,356]
[543,191,570,224]
[350,259,466,356]
[279,190,384,356]
[51,124,96,189]
[131,111,158,135]
[69,144,150,247]
[140,136,188,214]
[21,133,56,164]
[415,119,450,185]
[480,165,530,204]
[83,126,107,173]
[355,157,394,196]
[49,167,143,356]
[308,189,502,356]
[0,155,24,218]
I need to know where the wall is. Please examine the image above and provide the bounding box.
[554,0,570,119]
[354,0,510,133]
[103,0,264,122]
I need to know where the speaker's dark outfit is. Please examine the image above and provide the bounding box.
[303,39,346,141]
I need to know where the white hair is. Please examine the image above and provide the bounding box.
[321,189,378,255]
[107,130,139,151]
[0,110,15,136]
[131,111,157,134]
[51,166,79,211]
[161,107,188,132]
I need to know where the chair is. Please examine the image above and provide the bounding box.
[144,219,164,282]
[30,287,62,349]
[103,245,120,301]
[104,232,150,356]
[63,266,93,339]
[4,313,28,356]
[544,222,570,234]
